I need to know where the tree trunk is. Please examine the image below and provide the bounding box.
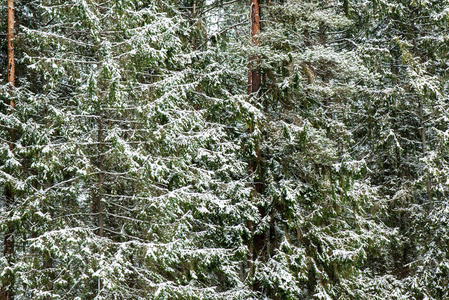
[7,0,14,96]
[89,115,105,239]
[418,99,432,207]
[246,0,261,280]
[248,0,260,94]
[1,186,15,300]
[96,115,105,237]
[1,1,15,299]
[343,0,349,17]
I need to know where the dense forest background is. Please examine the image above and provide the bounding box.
[0,0,449,299]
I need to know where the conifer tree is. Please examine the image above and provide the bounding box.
[0,0,448,299]
[1,0,15,298]
[0,0,236,298]
[343,0,449,297]
[195,0,394,298]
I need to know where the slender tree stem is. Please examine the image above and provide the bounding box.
[248,0,260,94]
[418,99,432,206]
[246,0,261,279]
[2,2,15,299]
[7,0,14,94]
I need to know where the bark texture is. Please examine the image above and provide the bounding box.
[7,0,14,96]
[246,0,262,279]
[248,0,260,94]
[1,1,15,299]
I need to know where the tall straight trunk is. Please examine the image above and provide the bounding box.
[7,0,14,96]
[1,1,15,299]
[94,115,105,237]
[248,0,260,94]
[246,0,261,275]
[97,166,105,236]
[418,99,432,206]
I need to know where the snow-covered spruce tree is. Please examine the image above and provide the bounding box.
[170,1,262,298]
[174,0,396,298]
[0,0,17,298]
[198,0,393,298]
[176,0,449,298]
[0,0,47,297]
[0,0,249,298]
[344,0,449,298]
[2,0,447,299]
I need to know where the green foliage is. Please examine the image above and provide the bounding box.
[1,0,448,299]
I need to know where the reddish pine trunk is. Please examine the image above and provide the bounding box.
[1,1,15,299]
[7,0,14,96]
[246,0,261,273]
[248,0,260,94]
